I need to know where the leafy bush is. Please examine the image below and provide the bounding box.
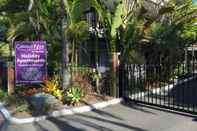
[64,87,84,105]
[40,77,63,100]
[0,89,6,100]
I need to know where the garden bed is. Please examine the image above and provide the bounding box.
[0,68,114,120]
[2,93,113,119]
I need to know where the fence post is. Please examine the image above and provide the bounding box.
[7,62,14,96]
[119,64,123,98]
[0,62,2,90]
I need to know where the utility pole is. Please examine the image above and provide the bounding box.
[60,0,70,89]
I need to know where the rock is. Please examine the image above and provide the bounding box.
[29,93,63,112]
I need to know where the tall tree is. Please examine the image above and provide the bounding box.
[60,0,70,89]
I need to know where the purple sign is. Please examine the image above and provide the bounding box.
[15,41,47,84]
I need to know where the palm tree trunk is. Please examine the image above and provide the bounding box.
[60,0,70,89]
[75,47,78,66]
[71,40,75,65]
[109,52,118,97]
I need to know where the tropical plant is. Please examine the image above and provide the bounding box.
[97,0,145,96]
[0,0,64,75]
[140,0,197,79]
[105,0,196,95]
[61,0,108,88]
[66,21,90,66]
[40,77,63,100]
[65,86,84,105]
[63,0,104,66]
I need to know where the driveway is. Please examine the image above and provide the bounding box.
[1,102,197,131]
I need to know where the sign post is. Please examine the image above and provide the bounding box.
[15,41,47,84]
[7,61,14,95]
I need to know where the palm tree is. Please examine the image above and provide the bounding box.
[62,0,105,86]
[120,0,197,82]
[60,0,70,89]
[94,0,144,97]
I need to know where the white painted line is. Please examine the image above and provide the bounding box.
[0,98,123,124]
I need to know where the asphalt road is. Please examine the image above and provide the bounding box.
[1,102,197,131]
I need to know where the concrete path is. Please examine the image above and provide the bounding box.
[1,102,197,131]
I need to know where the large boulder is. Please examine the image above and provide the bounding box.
[29,93,63,112]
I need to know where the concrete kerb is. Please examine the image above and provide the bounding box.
[0,98,123,124]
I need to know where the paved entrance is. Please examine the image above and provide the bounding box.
[1,103,197,131]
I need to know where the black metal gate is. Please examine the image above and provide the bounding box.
[120,61,197,114]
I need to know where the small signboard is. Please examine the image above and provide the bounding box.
[15,41,47,84]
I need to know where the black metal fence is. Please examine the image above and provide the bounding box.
[68,65,111,96]
[120,61,197,114]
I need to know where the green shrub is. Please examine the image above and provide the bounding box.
[64,87,84,105]
[0,89,6,100]
[40,77,63,100]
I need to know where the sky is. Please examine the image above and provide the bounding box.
[194,0,197,4]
